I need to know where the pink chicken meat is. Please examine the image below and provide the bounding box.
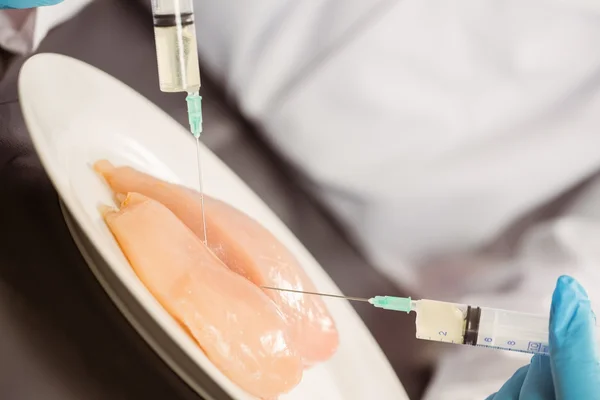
[94,160,339,366]
[101,193,303,398]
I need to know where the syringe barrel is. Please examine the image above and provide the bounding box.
[472,306,600,355]
[413,299,600,355]
[151,0,201,93]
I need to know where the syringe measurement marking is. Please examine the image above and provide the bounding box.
[475,344,549,355]
[417,335,460,344]
[477,335,548,352]
[425,328,550,354]
[422,335,550,354]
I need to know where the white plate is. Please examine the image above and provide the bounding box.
[18,53,408,400]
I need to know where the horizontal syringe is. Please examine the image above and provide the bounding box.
[262,287,600,355]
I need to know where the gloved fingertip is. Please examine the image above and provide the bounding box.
[551,276,591,328]
[556,275,573,286]
[550,275,594,346]
[555,275,588,298]
[549,276,600,398]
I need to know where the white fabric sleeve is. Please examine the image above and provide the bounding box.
[191,0,600,295]
[191,0,390,107]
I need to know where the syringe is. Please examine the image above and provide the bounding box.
[262,286,600,356]
[151,0,207,244]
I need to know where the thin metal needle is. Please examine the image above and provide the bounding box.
[195,137,208,246]
[261,286,370,303]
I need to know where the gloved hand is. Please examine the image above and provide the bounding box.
[486,275,600,399]
[0,0,62,8]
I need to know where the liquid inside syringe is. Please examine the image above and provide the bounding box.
[153,9,200,93]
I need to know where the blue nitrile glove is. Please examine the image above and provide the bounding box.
[486,275,600,399]
[0,0,62,8]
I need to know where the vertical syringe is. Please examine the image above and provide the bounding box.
[151,0,207,244]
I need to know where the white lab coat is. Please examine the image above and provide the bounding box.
[190,0,600,398]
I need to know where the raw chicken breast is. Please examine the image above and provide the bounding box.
[101,193,303,398]
[94,160,339,366]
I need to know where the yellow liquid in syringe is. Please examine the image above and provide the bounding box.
[153,22,201,93]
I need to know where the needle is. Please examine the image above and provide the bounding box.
[261,286,370,303]
[261,286,414,313]
[195,136,208,245]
